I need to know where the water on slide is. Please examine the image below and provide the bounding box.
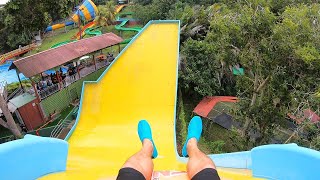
[40,21,260,180]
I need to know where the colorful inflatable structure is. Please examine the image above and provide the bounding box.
[71,0,98,23]
[45,0,98,32]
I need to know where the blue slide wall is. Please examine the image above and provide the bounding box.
[0,135,68,180]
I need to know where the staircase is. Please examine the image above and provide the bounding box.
[50,119,74,139]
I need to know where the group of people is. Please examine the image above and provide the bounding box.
[37,78,53,91]
[37,68,67,91]
[37,52,114,93]
[67,66,77,80]
[107,52,115,62]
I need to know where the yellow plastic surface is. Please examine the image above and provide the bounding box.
[51,23,66,31]
[40,22,261,180]
[115,5,126,13]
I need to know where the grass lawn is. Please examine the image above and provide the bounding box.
[27,22,142,57]
[44,105,75,127]
[29,27,79,55]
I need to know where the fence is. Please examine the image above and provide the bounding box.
[40,67,106,116]
[39,84,60,100]
[28,126,56,137]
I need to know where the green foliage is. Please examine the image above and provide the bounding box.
[0,0,79,50]
[3,0,50,48]
[180,39,222,97]
[178,90,188,142]
[310,135,320,151]
[272,4,320,66]
[167,2,193,25]
[205,139,225,154]
[94,0,112,5]
[181,0,216,5]
[170,1,320,149]
[7,80,32,94]
[95,1,116,27]
[29,28,79,54]
[43,0,79,22]
[132,0,176,24]
[134,0,153,5]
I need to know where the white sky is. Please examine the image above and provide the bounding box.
[0,0,9,5]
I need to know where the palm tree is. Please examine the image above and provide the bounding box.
[94,1,116,28]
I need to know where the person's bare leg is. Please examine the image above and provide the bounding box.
[120,139,154,180]
[186,138,216,178]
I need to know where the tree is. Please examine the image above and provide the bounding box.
[180,1,320,146]
[132,0,176,24]
[0,8,7,51]
[3,0,51,48]
[180,39,222,97]
[0,94,22,138]
[43,0,80,22]
[95,1,116,28]
[168,2,212,42]
[134,0,153,5]
[0,0,80,50]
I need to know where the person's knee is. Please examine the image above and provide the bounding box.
[198,156,216,170]
[187,155,216,178]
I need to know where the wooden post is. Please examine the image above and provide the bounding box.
[15,69,24,92]
[77,62,81,79]
[78,10,82,40]
[36,102,46,122]
[118,44,121,53]
[56,70,62,90]
[31,79,41,102]
[93,54,97,71]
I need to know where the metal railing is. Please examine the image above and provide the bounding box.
[36,61,109,100]
[6,87,23,101]
[50,119,73,138]
[39,84,59,100]
[0,43,37,63]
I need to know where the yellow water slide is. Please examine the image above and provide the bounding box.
[41,21,259,180]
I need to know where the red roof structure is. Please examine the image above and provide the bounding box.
[193,96,238,117]
[193,96,239,130]
[10,33,123,78]
[288,109,320,124]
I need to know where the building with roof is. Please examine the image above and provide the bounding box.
[193,96,239,129]
[5,33,123,130]
[0,93,45,131]
[288,109,320,125]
